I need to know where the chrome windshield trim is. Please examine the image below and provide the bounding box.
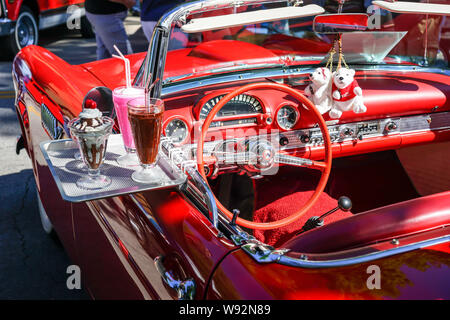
[159,65,450,97]
[241,235,450,268]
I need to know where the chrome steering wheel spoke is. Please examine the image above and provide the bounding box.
[213,151,258,166]
[275,153,326,171]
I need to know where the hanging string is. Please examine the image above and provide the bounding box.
[325,45,335,71]
[325,34,349,72]
[337,34,349,70]
[324,0,350,72]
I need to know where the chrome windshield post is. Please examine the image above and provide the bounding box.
[183,167,219,229]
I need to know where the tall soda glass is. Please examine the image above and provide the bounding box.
[127,97,164,184]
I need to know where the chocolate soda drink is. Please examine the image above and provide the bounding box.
[128,102,163,165]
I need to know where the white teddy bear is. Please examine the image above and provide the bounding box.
[304,67,332,114]
[329,68,367,119]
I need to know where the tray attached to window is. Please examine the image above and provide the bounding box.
[40,134,186,202]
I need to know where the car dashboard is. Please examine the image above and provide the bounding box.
[160,70,450,176]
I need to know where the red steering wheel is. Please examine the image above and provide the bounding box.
[196,82,332,230]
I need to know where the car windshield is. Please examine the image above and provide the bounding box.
[161,0,449,84]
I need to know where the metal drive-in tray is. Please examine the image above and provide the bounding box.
[40,134,187,203]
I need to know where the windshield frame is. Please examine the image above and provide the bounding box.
[133,0,302,97]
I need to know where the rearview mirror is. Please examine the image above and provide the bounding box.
[313,14,369,34]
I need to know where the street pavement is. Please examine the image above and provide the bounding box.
[0,15,147,299]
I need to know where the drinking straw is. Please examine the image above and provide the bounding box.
[112,45,131,88]
[144,73,152,110]
[145,77,160,110]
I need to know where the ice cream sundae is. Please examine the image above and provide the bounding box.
[69,99,114,189]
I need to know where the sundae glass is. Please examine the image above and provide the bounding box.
[69,102,114,190]
[112,86,144,167]
[127,97,164,184]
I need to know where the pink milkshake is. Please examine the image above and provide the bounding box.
[112,86,145,167]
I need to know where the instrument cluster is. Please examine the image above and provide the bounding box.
[163,91,303,145]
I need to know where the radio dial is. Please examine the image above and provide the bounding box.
[385,121,398,133]
[340,127,354,139]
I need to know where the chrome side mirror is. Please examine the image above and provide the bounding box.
[82,86,115,119]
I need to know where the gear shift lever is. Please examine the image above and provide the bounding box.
[299,196,352,233]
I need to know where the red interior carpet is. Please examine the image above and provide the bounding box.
[251,151,419,247]
[252,166,352,247]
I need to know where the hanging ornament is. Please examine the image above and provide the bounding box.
[328,35,367,119]
[303,37,338,114]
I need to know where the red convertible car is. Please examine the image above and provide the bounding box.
[12,0,450,300]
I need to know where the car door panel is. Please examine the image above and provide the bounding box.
[73,188,237,299]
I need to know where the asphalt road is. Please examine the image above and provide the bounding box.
[0,15,147,300]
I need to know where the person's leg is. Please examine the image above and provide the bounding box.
[87,11,133,59]
[141,20,157,43]
[85,12,110,60]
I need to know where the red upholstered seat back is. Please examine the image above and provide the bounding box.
[281,191,450,253]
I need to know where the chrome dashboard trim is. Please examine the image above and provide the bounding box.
[177,112,450,155]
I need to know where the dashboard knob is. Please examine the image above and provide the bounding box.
[385,121,398,132]
[340,127,354,139]
[300,134,310,144]
[279,135,289,146]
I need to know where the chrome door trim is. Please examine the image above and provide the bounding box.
[275,235,450,268]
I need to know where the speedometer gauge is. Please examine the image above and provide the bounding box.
[199,94,263,119]
[164,118,188,144]
[276,105,299,130]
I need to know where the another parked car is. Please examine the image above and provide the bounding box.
[12,0,450,299]
[0,0,93,57]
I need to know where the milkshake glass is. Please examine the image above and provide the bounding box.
[112,86,145,167]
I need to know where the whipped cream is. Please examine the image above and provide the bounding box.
[79,108,102,119]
